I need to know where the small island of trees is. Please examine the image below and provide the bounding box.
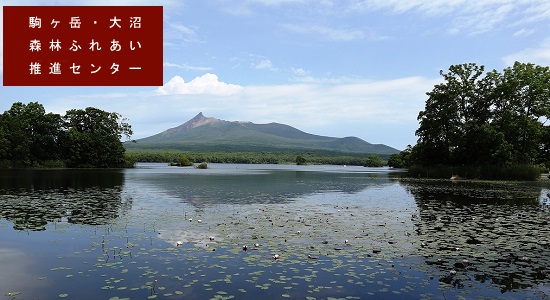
[389,62,550,180]
[0,102,134,168]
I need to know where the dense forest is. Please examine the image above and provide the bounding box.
[125,149,389,167]
[389,62,550,180]
[0,102,133,168]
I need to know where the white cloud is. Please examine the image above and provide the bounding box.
[513,28,535,37]
[253,59,277,70]
[290,74,359,84]
[291,67,309,76]
[246,0,309,5]
[502,38,550,66]
[163,62,213,71]
[169,23,198,42]
[154,75,436,132]
[521,1,550,23]
[283,24,363,41]
[171,24,196,36]
[351,0,476,16]
[156,74,244,96]
[165,22,203,43]
[218,0,331,15]
[449,3,514,35]
[219,0,550,37]
[349,0,550,35]
[289,68,363,84]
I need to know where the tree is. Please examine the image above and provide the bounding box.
[492,62,550,164]
[0,102,62,166]
[415,63,498,165]
[364,154,385,167]
[412,62,550,170]
[295,155,306,165]
[177,155,194,166]
[61,107,133,167]
[388,145,412,168]
[0,117,9,162]
[541,125,550,169]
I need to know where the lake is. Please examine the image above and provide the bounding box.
[1,163,549,299]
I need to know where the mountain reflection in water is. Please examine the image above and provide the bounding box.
[0,164,548,299]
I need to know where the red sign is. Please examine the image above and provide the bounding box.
[3,6,163,86]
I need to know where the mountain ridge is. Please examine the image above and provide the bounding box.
[126,113,399,155]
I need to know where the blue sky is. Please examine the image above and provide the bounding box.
[2,0,550,150]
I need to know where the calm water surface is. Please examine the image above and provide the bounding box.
[0,163,549,299]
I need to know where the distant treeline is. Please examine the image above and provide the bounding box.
[126,149,389,166]
[0,102,133,168]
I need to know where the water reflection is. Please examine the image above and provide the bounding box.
[0,169,125,191]
[399,178,550,295]
[127,164,398,207]
[0,169,129,231]
[1,166,549,299]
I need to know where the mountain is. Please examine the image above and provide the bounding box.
[125,113,399,155]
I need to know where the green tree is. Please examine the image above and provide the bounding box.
[295,155,306,165]
[177,155,194,166]
[492,62,550,164]
[61,107,133,168]
[0,118,9,162]
[412,62,550,172]
[541,125,550,170]
[1,102,62,166]
[364,154,385,167]
[415,63,497,165]
[123,153,138,168]
[388,145,412,168]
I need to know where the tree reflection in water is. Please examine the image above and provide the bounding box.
[399,178,550,294]
[0,169,129,231]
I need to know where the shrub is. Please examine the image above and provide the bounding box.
[364,154,385,167]
[40,160,66,168]
[123,153,138,168]
[296,155,306,165]
[177,156,194,167]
